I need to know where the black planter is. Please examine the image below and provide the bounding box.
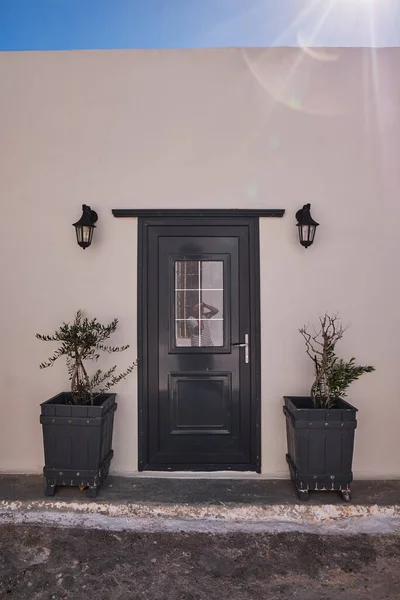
[283,396,357,502]
[40,392,117,498]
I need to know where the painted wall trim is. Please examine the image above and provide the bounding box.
[112,209,285,218]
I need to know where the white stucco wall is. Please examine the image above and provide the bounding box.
[0,48,399,478]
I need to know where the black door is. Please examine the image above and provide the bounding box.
[139,218,261,471]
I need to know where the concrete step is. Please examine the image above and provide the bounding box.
[1,475,399,534]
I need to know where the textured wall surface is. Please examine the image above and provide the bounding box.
[0,48,399,477]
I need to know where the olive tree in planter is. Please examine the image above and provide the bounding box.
[284,314,374,502]
[37,310,136,498]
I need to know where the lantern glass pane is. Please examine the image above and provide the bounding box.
[75,227,83,243]
[308,225,316,243]
[75,225,94,247]
[82,226,91,243]
[301,225,309,243]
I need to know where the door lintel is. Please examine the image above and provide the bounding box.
[112,209,285,219]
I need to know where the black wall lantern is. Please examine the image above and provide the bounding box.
[295,203,319,248]
[73,205,98,249]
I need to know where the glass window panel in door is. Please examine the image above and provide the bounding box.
[175,260,224,348]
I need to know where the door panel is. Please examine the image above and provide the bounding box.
[139,219,260,471]
[168,372,231,434]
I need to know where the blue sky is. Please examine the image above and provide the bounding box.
[0,0,399,51]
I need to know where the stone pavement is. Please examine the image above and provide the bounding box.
[2,474,400,505]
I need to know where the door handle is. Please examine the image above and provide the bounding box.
[233,334,249,364]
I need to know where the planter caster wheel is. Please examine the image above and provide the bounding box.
[45,483,56,497]
[87,486,99,498]
[341,490,352,503]
[297,489,309,502]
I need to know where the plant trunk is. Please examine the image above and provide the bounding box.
[79,358,93,406]
[311,369,333,409]
[70,353,93,405]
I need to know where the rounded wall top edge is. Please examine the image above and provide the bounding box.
[1,45,398,55]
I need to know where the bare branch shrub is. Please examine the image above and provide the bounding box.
[299,313,374,408]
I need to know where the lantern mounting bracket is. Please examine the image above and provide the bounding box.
[82,205,98,224]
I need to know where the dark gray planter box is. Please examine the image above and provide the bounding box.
[40,392,117,498]
[283,396,357,502]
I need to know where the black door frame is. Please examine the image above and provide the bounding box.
[114,209,285,472]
